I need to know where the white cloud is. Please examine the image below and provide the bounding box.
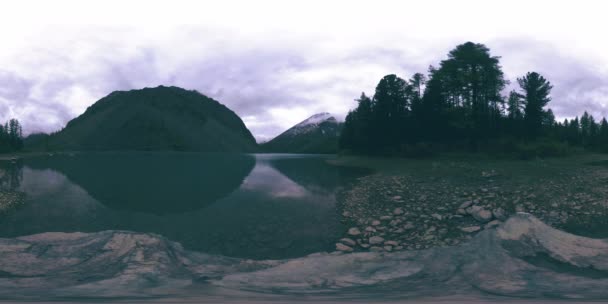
[0,0,606,138]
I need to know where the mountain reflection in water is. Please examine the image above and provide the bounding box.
[0,153,370,259]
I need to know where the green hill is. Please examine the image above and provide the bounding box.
[31,86,257,152]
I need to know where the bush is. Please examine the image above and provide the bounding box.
[400,142,436,158]
[491,138,572,159]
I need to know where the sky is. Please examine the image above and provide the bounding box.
[1,0,607,141]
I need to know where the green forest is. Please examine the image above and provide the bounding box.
[339,42,608,158]
[0,119,23,153]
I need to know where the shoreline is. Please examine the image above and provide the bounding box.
[328,154,608,253]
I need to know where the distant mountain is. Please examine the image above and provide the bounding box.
[262,113,342,153]
[30,86,257,152]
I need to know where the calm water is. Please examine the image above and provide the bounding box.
[0,152,370,259]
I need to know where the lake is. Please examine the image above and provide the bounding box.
[0,152,370,259]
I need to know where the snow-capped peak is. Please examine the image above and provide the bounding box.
[278,112,337,137]
[295,112,334,127]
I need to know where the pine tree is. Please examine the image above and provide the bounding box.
[519,72,553,138]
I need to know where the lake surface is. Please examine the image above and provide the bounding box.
[0,152,370,259]
[2,153,608,302]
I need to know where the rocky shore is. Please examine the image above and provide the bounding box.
[334,157,608,253]
[0,190,25,214]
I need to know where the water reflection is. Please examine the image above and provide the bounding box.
[24,152,256,214]
[0,160,25,215]
[0,160,23,191]
[0,153,369,259]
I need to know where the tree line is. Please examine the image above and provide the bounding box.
[339,41,608,156]
[0,119,24,153]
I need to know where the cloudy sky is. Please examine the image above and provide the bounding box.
[1,0,607,141]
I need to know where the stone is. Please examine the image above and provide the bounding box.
[365,226,376,232]
[403,222,415,230]
[380,215,393,221]
[492,208,507,220]
[336,243,353,252]
[459,200,474,209]
[470,206,493,222]
[340,238,356,247]
[369,246,384,252]
[348,227,361,236]
[456,208,467,215]
[384,240,399,247]
[383,245,393,252]
[393,207,404,215]
[371,220,381,226]
[460,226,481,233]
[369,236,385,245]
[392,195,403,201]
[484,220,501,229]
[431,213,443,220]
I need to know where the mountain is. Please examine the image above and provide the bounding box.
[33,86,258,152]
[262,113,342,153]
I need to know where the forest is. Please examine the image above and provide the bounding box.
[339,42,608,158]
[0,119,23,153]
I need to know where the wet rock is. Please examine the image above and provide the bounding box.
[403,222,415,230]
[384,240,399,247]
[380,215,393,221]
[371,220,381,226]
[365,226,376,232]
[459,201,474,209]
[369,236,385,245]
[456,208,467,215]
[335,243,353,252]
[492,208,507,220]
[470,206,493,222]
[369,246,384,252]
[393,207,404,215]
[347,227,361,236]
[460,226,481,233]
[484,220,501,229]
[431,213,443,220]
[339,238,356,247]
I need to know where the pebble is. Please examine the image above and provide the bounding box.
[484,220,501,229]
[348,227,361,236]
[369,236,385,245]
[340,238,357,247]
[336,243,353,252]
[460,226,481,233]
[393,207,404,215]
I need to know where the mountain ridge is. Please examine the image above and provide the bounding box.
[262,112,342,154]
[29,86,258,152]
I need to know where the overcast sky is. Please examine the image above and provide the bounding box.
[1,0,607,141]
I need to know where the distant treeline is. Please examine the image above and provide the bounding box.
[0,119,23,153]
[339,41,608,157]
